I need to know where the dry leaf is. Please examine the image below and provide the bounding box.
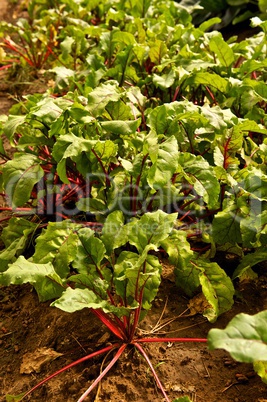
[20,347,63,374]
[188,293,212,316]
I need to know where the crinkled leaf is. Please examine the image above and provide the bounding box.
[0,218,37,272]
[72,227,107,276]
[32,221,82,278]
[126,86,146,108]
[114,247,161,310]
[4,115,26,141]
[31,98,63,125]
[2,154,44,208]
[1,217,37,248]
[0,256,64,302]
[52,134,95,183]
[161,230,199,297]
[105,99,133,120]
[125,210,177,252]
[208,311,267,362]
[87,82,121,115]
[147,136,179,188]
[195,259,235,322]
[240,210,267,248]
[68,273,109,300]
[177,153,220,208]
[237,167,267,200]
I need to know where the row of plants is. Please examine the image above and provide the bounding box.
[179,0,267,30]
[0,0,267,400]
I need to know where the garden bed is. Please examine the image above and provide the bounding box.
[1,1,267,401]
[1,271,267,402]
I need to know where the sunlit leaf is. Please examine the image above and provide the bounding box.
[209,35,234,67]
[0,256,64,301]
[208,311,267,362]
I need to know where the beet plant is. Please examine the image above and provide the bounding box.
[1,210,207,402]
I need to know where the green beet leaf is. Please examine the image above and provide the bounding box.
[100,119,141,136]
[253,361,267,384]
[1,216,37,249]
[0,256,65,302]
[147,136,179,188]
[51,287,129,317]
[161,230,199,297]
[196,259,235,322]
[2,154,44,208]
[4,115,26,142]
[68,273,109,301]
[72,227,107,276]
[32,221,82,278]
[125,210,177,252]
[177,153,220,208]
[86,81,121,116]
[232,248,267,280]
[212,202,242,244]
[6,393,26,402]
[52,133,96,183]
[101,210,126,254]
[209,35,235,67]
[208,311,267,362]
[185,72,229,93]
[114,247,160,310]
[0,217,37,271]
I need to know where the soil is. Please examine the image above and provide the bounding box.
[1,2,267,402]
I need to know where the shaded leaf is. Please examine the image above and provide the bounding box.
[212,202,242,244]
[161,230,200,297]
[2,154,44,208]
[233,248,267,280]
[195,259,235,322]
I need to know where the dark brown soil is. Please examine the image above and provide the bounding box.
[1,1,267,401]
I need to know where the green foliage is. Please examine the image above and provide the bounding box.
[208,310,267,383]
